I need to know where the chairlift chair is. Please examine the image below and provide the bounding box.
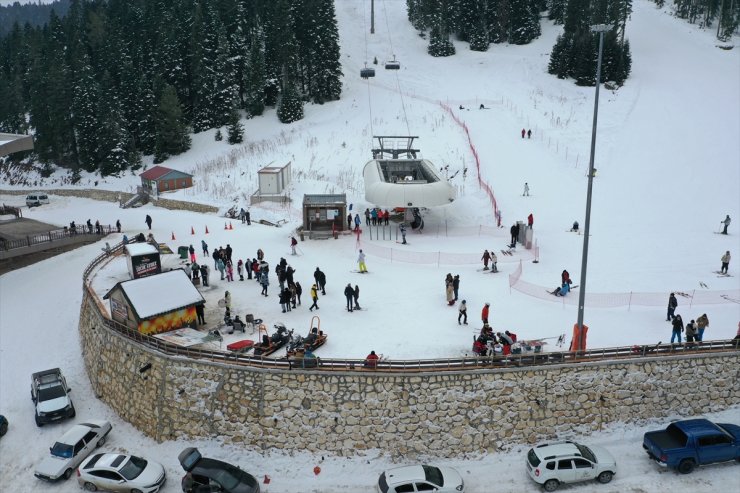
[385,56,400,70]
[361,64,375,78]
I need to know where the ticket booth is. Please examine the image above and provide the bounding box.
[125,243,162,279]
[303,194,347,233]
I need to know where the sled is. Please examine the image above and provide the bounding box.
[258,218,288,228]
[253,323,293,357]
[226,339,254,354]
[287,316,328,360]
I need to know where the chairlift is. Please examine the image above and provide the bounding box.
[385,55,400,70]
[360,63,376,79]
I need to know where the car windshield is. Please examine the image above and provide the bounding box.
[212,464,257,490]
[527,449,541,466]
[51,442,73,458]
[38,385,67,401]
[575,444,596,463]
[119,456,148,480]
[422,465,443,486]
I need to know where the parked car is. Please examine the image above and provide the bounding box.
[31,368,75,426]
[77,453,166,492]
[0,414,7,437]
[525,441,617,492]
[178,447,259,493]
[34,420,112,481]
[643,418,740,473]
[26,192,50,207]
[376,464,465,493]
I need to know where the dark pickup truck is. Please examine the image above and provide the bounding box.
[643,419,740,473]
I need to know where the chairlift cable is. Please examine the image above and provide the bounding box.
[362,0,375,139]
[381,0,411,136]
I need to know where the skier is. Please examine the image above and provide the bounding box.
[521,128,526,139]
[523,182,529,196]
[481,302,490,324]
[344,283,354,312]
[452,275,460,301]
[667,293,678,321]
[145,214,152,230]
[561,270,571,285]
[458,300,468,325]
[399,223,407,244]
[353,284,361,310]
[696,313,709,341]
[720,250,731,274]
[721,215,731,234]
[482,250,491,270]
[116,219,121,233]
[527,129,532,139]
[357,249,368,273]
[528,213,534,230]
[571,221,579,232]
[491,252,498,273]
[314,267,327,295]
[554,281,570,296]
[309,284,319,311]
[291,236,298,255]
[202,240,209,257]
[671,314,684,344]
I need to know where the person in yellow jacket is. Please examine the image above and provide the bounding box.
[309,284,319,311]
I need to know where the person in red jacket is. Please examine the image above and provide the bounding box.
[481,302,490,324]
[528,213,534,229]
[365,350,379,368]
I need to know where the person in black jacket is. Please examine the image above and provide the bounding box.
[666,293,678,321]
[671,314,684,344]
[279,288,292,313]
[314,267,326,295]
[295,282,303,305]
[452,275,460,301]
[344,283,354,312]
[510,223,519,246]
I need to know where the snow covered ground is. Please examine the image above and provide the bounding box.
[0,0,738,491]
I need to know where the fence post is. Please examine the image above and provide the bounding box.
[628,291,632,311]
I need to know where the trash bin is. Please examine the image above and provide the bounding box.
[178,246,188,259]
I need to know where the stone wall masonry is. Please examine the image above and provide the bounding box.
[80,292,740,458]
[0,188,218,214]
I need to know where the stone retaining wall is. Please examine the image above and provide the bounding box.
[79,292,740,458]
[0,188,218,214]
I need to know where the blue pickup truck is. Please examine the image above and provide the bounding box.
[643,419,740,473]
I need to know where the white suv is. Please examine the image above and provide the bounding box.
[525,441,617,492]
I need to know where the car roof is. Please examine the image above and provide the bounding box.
[671,419,722,434]
[384,465,427,484]
[531,442,581,460]
[58,422,103,444]
[84,453,128,470]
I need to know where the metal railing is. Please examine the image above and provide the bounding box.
[1,225,116,251]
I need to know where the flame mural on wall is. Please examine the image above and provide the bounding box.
[138,307,197,335]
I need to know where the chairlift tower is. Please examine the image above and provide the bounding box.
[371,136,419,159]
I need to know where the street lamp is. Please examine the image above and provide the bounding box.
[575,24,609,352]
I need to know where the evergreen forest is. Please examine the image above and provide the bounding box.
[0,0,342,178]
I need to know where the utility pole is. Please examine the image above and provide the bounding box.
[371,0,375,34]
[575,24,608,353]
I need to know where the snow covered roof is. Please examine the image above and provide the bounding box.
[363,159,456,207]
[139,165,192,180]
[125,243,158,256]
[0,133,34,157]
[104,270,204,320]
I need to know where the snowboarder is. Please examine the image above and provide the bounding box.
[527,129,532,139]
[145,214,152,230]
[721,215,731,234]
[491,252,498,273]
[458,300,468,325]
[291,236,298,255]
[452,275,460,301]
[314,267,327,295]
[309,284,319,311]
[523,182,529,196]
[399,223,407,244]
[446,283,455,306]
[671,314,684,344]
[667,293,678,321]
[481,302,490,324]
[696,313,709,341]
[116,219,121,233]
[344,283,355,312]
[189,244,196,263]
[482,250,491,270]
[202,240,209,257]
[721,250,731,274]
[528,213,534,230]
[353,284,361,310]
[521,128,526,139]
[357,250,368,273]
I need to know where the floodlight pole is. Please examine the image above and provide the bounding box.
[576,24,608,352]
[371,0,375,34]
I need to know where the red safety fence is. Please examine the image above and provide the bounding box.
[361,241,534,266]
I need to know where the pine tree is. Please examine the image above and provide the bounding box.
[154,84,191,163]
[548,0,567,23]
[71,58,100,172]
[276,79,304,124]
[227,108,244,144]
[468,0,490,51]
[428,10,456,57]
[244,25,267,117]
[510,0,542,44]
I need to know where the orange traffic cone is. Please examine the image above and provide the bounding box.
[224,222,228,230]
[263,475,271,484]
[191,226,195,235]
[229,222,233,230]
[171,232,176,240]
[205,226,209,234]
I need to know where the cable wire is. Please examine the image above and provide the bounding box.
[381,0,411,136]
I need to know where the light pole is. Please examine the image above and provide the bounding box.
[575,24,609,352]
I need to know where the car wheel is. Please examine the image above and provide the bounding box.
[678,459,695,474]
[35,416,43,427]
[543,479,560,492]
[83,482,98,491]
[70,407,76,418]
[63,469,74,480]
[0,421,7,436]
[597,471,613,484]
[97,435,106,447]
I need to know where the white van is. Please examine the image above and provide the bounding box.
[26,193,50,207]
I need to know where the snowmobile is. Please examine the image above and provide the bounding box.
[286,316,328,357]
[253,323,293,357]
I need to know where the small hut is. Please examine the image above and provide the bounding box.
[303,194,347,234]
[125,242,162,279]
[103,269,204,335]
[140,165,193,193]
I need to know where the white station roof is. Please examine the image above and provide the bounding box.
[108,269,204,319]
[125,243,158,256]
[363,159,456,207]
